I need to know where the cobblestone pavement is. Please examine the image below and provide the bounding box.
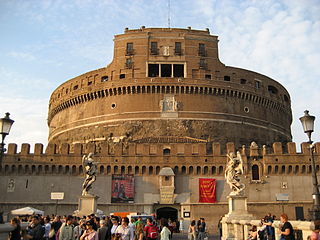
[172,232,221,240]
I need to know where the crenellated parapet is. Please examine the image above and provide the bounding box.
[1,141,319,178]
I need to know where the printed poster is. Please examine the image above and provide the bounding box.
[111,174,135,203]
[199,178,216,203]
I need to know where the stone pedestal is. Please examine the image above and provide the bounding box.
[76,194,99,217]
[222,195,254,240]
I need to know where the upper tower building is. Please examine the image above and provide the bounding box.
[48,27,292,148]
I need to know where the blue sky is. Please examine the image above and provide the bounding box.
[0,0,319,151]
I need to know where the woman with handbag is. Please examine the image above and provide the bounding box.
[188,220,197,240]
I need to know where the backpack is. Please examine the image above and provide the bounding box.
[148,225,158,239]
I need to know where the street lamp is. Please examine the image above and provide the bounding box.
[0,112,14,165]
[299,110,320,220]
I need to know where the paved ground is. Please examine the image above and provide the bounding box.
[172,232,221,240]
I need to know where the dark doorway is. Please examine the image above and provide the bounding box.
[295,206,304,220]
[252,165,260,180]
[156,207,178,221]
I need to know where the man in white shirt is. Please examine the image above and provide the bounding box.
[115,217,134,240]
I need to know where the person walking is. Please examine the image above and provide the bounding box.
[144,218,159,240]
[197,218,206,240]
[59,215,75,240]
[160,219,171,240]
[279,213,294,240]
[98,220,109,240]
[44,216,52,240]
[9,217,21,240]
[263,213,275,240]
[134,223,144,240]
[74,219,86,240]
[80,220,98,240]
[51,216,63,240]
[26,216,45,240]
[188,220,197,240]
[248,225,258,240]
[111,217,119,236]
[115,217,134,240]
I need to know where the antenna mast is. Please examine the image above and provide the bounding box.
[168,0,171,28]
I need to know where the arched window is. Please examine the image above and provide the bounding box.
[142,166,146,174]
[163,148,171,155]
[252,165,260,180]
[128,166,133,174]
[149,166,153,175]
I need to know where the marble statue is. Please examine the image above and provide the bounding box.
[82,153,98,196]
[225,151,245,195]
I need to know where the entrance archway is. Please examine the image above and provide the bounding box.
[156,207,178,221]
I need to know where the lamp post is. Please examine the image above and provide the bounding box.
[299,110,320,220]
[0,112,14,165]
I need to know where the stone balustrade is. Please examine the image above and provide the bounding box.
[0,223,27,240]
[222,218,314,240]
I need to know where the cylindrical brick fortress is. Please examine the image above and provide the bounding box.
[48,27,292,147]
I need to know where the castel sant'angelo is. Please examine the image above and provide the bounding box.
[1,27,318,231]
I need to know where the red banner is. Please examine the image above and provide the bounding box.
[199,178,216,203]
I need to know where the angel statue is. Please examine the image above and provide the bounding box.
[225,151,245,195]
[82,153,98,196]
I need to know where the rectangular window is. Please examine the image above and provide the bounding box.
[205,74,211,79]
[150,42,158,55]
[126,42,134,55]
[101,76,109,82]
[255,80,261,89]
[120,74,126,79]
[198,43,206,56]
[173,64,184,77]
[161,64,172,77]
[199,59,207,69]
[148,64,159,77]
[126,58,133,68]
[175,42,182,55]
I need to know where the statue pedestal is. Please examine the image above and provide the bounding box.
[222,195,254,240]
[75,194,99,217]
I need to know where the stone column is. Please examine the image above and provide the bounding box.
[221,195,254,240]
[76,194,99,216]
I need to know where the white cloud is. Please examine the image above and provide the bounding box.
[7,51,36,61]
[0,97,48,152]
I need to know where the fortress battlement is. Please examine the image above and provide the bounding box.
[1,141,319,177]
[3,141,319,159]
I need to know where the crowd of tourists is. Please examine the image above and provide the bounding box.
[8,214,183,240]
[246,212,320,240]
[8,212,320,240]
